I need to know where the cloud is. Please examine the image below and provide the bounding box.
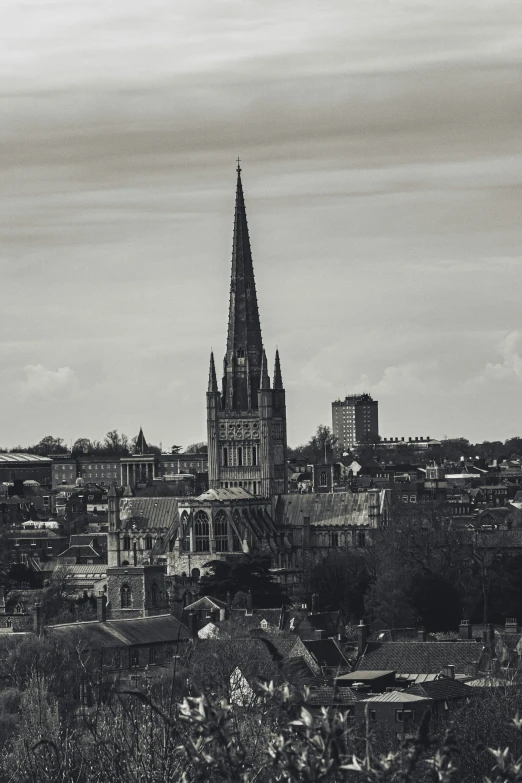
[20,364,79,398]
[473,332,522,384]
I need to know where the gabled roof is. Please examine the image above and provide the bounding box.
[405,678,476,701]
[47,614,191,648]
[184,596,227,612]
[357,641,484,675]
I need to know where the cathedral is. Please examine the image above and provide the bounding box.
[105,165,390,614]
[207,162,287,498]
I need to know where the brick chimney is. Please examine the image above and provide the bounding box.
[357,620,369,657]
[417,628,427,642]
[97,593,107,622]
[459,619,472,640]
[440,664,455,679]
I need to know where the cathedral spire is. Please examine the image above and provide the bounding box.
[223,163,264,411]
[273,349,283,389]
[208,351,218,393]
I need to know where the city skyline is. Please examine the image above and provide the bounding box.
[1,0,521,449]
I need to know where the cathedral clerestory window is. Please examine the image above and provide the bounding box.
[194,511,210,552]
[215,511,229,552]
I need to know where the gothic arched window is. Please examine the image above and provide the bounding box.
[123,535,131,550]
[121,584,132,608]
[194,511,210,552]
[145,535,153,550]
[237,347,245,358]
[320,471,328,487]
[215,511,229,552]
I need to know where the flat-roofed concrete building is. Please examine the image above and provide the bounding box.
[332,393,379,450]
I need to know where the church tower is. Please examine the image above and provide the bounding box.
[207,164,287,498]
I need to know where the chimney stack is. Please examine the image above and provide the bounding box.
[459,619,472,640]
[311,593,318,615]
[97,593,107,622]
[246,590,253,616]
[441,664,455,680]
[417,628,427,642]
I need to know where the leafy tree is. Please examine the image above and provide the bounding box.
[71,438,92,455]
[171,444,182,454]
[288,424,338,463]
[30,436,68,456]
[103,430,130,455]
[185,442,208,453]
[305,550,372,621]
[199,555,288,607]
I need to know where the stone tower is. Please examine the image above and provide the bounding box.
[207,164,287,498]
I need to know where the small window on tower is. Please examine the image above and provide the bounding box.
[237,347,245,358]
[246,280,252,290]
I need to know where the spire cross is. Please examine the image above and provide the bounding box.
[236,156,241,173]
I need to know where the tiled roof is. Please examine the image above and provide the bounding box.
[306,686,361,707]
[405,679,476,701]
[362,691,431,703]
[303,639,352,668]
[336,670,395,682]
[274,491,385,528]
[47,614,191,648]
[119,497,179,530]
[358,642,484,675]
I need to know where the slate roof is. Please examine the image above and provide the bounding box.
[336,670,395,683]
[362,691,431,704]
[357,642,484,675]
[119,497,179,530]
[47,614,191,648]
[405,679,476,701]
[274,491,386,527]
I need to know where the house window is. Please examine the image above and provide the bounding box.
[121,584,132,608]
[145,535,153,550]
[148,647,157,665]
[395,709,415,723]
[330,532,339,547]
[320,471,327,487]
[369,710,377,722]
[130,650,139,668]
[165,645,174,662]
[215,511,229,552]
[194,511,210,552]
[150,583,158,607]
[123,536,131,551]
[356,530,366,548]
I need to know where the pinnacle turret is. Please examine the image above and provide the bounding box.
[260,350,270,390]
[273,349,283,389]
[208,351,218,393]
[135,427,148,455]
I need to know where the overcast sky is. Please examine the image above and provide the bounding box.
[1,0,521,451]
